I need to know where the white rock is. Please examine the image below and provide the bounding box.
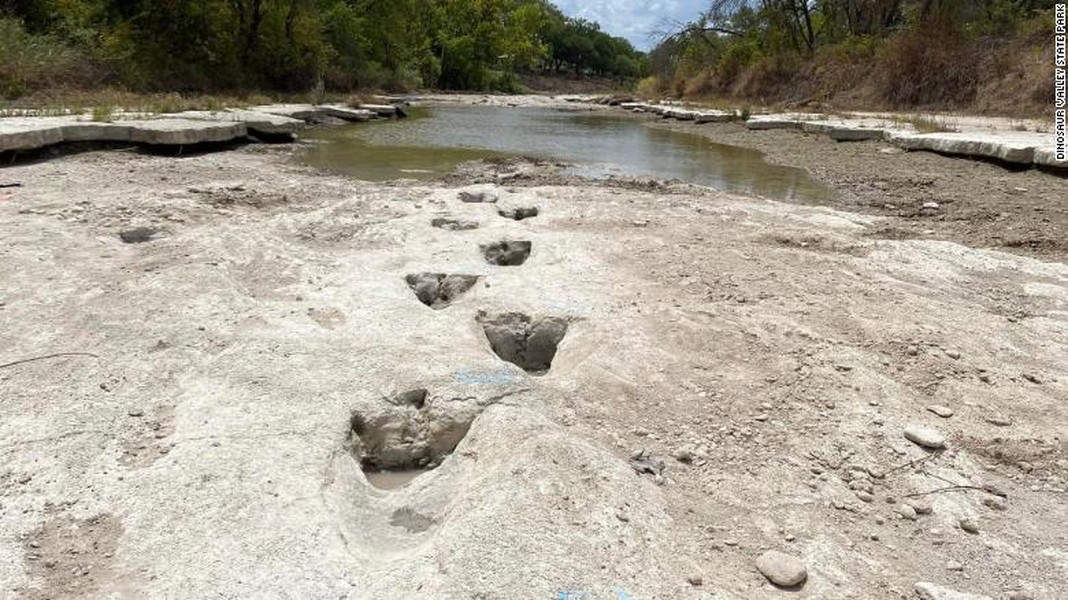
[926,405,955,418]
[896,504,918,520]
[755,550,807,587]
[891,131,1045,165]
[904,425,947,449]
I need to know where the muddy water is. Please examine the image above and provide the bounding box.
[303,105,833,202]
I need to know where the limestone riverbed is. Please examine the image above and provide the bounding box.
[0,100,1066,599]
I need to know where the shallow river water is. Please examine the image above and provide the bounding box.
[303,105,832,202]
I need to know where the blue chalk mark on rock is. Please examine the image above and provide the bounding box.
[452,366,517,386]
[555,588,631,599]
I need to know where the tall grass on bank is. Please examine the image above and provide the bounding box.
[894,114,961,133]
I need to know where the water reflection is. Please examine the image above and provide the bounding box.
[302,105,832,202]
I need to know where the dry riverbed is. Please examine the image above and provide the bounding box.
[0,130,1066,599]
[650,118,1068,262]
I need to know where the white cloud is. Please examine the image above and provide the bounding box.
[554,0,705,50]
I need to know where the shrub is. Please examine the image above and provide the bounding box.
[90,105,113,122]
[635,76,659,99]
[716,41,760,85]
[0,16,91,99]
[875,18,979,108]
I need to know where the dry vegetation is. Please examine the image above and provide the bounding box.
[646,2,1056,117]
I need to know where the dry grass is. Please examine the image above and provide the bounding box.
[896,114,960,133]
[0,89,284,118]
[666,17,1051,119]
[90,105,113,122]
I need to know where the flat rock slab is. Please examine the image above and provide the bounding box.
[252,103,374,123]
[891,131,1047,165]
[1033,147,1067,168]
[694,110,736,124]
[60,121,137,143]
[801,121,888,141]
[180,109,304,135]
[124,119,247,145]
[746,115,807,131]
[662,108,698,121]
[357,104,399,117]
[0,118,66,152]
[1,116,249,151]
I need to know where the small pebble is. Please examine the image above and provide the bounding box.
[959,518,980,534]
[755,550,808,587]
[926,405,954,418]
[896,504,918,521]
[905,499,932,515]
[983,496,1007,511]
[673,447,695,463]
[904,425,947,449]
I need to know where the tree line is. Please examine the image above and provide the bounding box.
[0,0,648,98]
[647,0,1056,112]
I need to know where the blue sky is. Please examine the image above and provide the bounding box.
[554,0,706,51]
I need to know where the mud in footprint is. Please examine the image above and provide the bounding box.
[348,388,480,489]
[458,189,499,203]
[118,227,163,244]
[480,240,531,266]
[477,311,569,374]
[405,273,479,309]
[431,217,479,231]
[498,206,539,221]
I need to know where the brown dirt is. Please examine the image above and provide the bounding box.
[519,73,630,95]
[20,507,125,599]
[651,118,1068,262]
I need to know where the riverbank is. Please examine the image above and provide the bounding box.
[1,117,1066,598]
[647,118,1068,262]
